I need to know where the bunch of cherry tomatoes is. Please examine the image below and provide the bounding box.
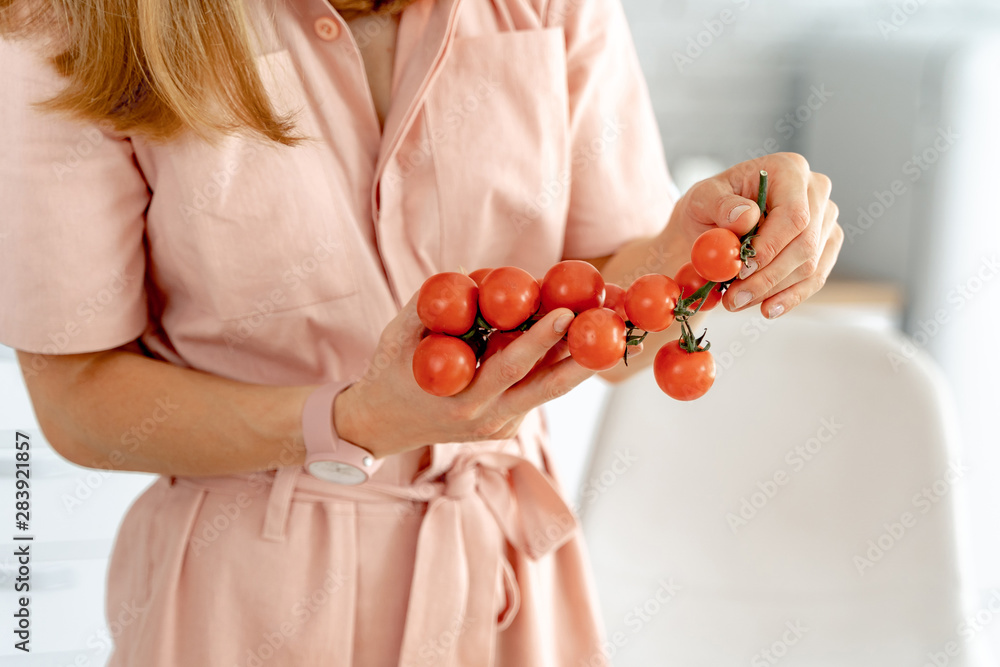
[412,171,769,402]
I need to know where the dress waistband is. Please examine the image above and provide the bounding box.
[172,448,579,664]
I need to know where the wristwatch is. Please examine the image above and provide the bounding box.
[302,381,383,485]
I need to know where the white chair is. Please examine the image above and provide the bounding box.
[579,310,994,667]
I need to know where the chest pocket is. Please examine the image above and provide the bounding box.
[420,28,569,273]
[149,50,358,322]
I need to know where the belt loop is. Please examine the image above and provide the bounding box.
[496,557,521,630]
[261,466,301,542]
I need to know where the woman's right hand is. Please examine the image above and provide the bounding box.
[334,292,597,459]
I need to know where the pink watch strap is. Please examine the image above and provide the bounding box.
[301,381,383,484]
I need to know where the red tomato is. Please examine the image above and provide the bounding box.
[412,334,477,397]
[567,308,626,371]
[690,228,742,282]
[674,262,723,312]
[603,283,628,321]
[623,274,681,332]
[478,266,541,331]
[540,260,606,314]
[417,272,479,335]
[468,268,492,287]
[653,340,716,401]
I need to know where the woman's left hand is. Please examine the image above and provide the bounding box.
[663,152,844,319]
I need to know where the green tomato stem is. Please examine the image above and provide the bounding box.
[738,170,768,265]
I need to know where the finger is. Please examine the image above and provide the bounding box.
[498,353,596,416]
[685,177,761,236]
[536,338,571,369]
[738,155,820,275]
[726,198,837,312]
[469,308,576,397]
[761,200,839,297]
[480,414,528,443]
[759,219,844,319]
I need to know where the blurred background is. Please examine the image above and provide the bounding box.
[545,0,1000,664]
[2,0,999,665]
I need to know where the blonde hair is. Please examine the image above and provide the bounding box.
[0,0,413,145]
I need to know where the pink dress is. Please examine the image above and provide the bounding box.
[0,0,677,661]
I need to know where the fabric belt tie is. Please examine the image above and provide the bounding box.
[172,449,578,665]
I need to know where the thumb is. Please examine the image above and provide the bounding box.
[685,177,760,236]
[713,192,760,236]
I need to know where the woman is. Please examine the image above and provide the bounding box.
[0,0,842,663]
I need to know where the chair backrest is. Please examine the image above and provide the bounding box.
[580,310,994,667]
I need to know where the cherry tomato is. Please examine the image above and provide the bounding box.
[690,228,742,282]
[468,268,492,287]
[540,260,606,314]
[624,274,681,332]
[674,262,723,312]
[653,340,716,401]
[478,266,541,331]
[412,334,477,397]
[603,283,628,321]
[417,272,479,336]
[567,308,626,371]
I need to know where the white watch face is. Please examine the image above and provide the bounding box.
[307,460,367,485]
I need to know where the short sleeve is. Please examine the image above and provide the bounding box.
[549,0,680,260]
[0,35,151,354]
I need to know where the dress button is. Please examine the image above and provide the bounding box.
[314,16,341,41]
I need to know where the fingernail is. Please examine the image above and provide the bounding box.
[738,258,758,280]
[733,291,753,309]
[768,303,785,319]
[729,204,751,223]
[554,312,574,334]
